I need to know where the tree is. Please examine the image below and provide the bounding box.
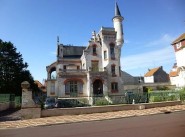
[0,39,39,96]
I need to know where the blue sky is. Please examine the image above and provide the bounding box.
[0,0,185,83]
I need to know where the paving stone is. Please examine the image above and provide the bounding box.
[0,105,185,130]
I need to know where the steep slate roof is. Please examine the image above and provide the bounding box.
[171,33,185,45]
[115,2,121,16]
[63,45,86,58]
[144,67,161,77]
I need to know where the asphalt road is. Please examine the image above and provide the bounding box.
[1,111,185,137]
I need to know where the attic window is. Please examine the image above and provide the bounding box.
[92,44,97,55]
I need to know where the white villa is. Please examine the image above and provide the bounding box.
[46,2,125,100]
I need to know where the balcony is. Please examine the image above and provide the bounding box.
[88,67,108,77]
[58,69,87,78]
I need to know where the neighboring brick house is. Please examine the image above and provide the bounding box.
[46,2,124,101]
[169,33,185,87]
[144,66,169,83]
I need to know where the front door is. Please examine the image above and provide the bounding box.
[93,79,103,96]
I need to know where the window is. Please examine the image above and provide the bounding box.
[91,61,99,72]
[65,80,83,96]
[70,81,77,94]
[176,43,182,49]
[104,50,107,59]
[50,83,55,95]
[65,82,70,94]
[110,43,115,59]
[63,65,66,70]
[77,66,80,70]
[92,45,97,55]
[119,66,121,76]
[111,82,118,92]
[111,64,116,76]
[78,82,83,94]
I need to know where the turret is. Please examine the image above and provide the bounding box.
[56,36,63,60]
[112,2,124,46]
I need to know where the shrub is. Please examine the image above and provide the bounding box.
[156,86,169,90]
[149,91,180,102]
[94,98,110,106]
[179,88,185,101]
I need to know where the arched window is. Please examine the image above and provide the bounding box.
[49,67,56,79]
[110,43,115,59]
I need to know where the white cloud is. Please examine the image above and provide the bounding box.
[145,34,175,47]
[121,34,176,74]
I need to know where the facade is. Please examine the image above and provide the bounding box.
[170,33,185,87]
[144,66,169,83]
[46,3,124,99]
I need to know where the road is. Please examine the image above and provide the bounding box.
[0,111,185,137]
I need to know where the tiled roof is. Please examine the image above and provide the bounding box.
[34,80,43,88]
[169,66,185,77]
[34,80,47,92]
[144,67,161,77]
[171,33,185,45]
[169,70,179,77]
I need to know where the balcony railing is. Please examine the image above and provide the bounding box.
[59,69,87,72]
[88,67,107,72]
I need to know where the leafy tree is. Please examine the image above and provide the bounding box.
[0,39,39,96]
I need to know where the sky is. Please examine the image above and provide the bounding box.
[0,0,185,83]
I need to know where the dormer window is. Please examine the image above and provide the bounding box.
[92,44,97,55]
[110,43,115,59]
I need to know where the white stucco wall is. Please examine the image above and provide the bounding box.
[144,76,154,83]
[175,45,185,67]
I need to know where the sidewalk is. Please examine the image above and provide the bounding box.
[1,105,185,130]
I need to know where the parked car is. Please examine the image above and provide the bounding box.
[44,97,56,109]
[55,99,90,108]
